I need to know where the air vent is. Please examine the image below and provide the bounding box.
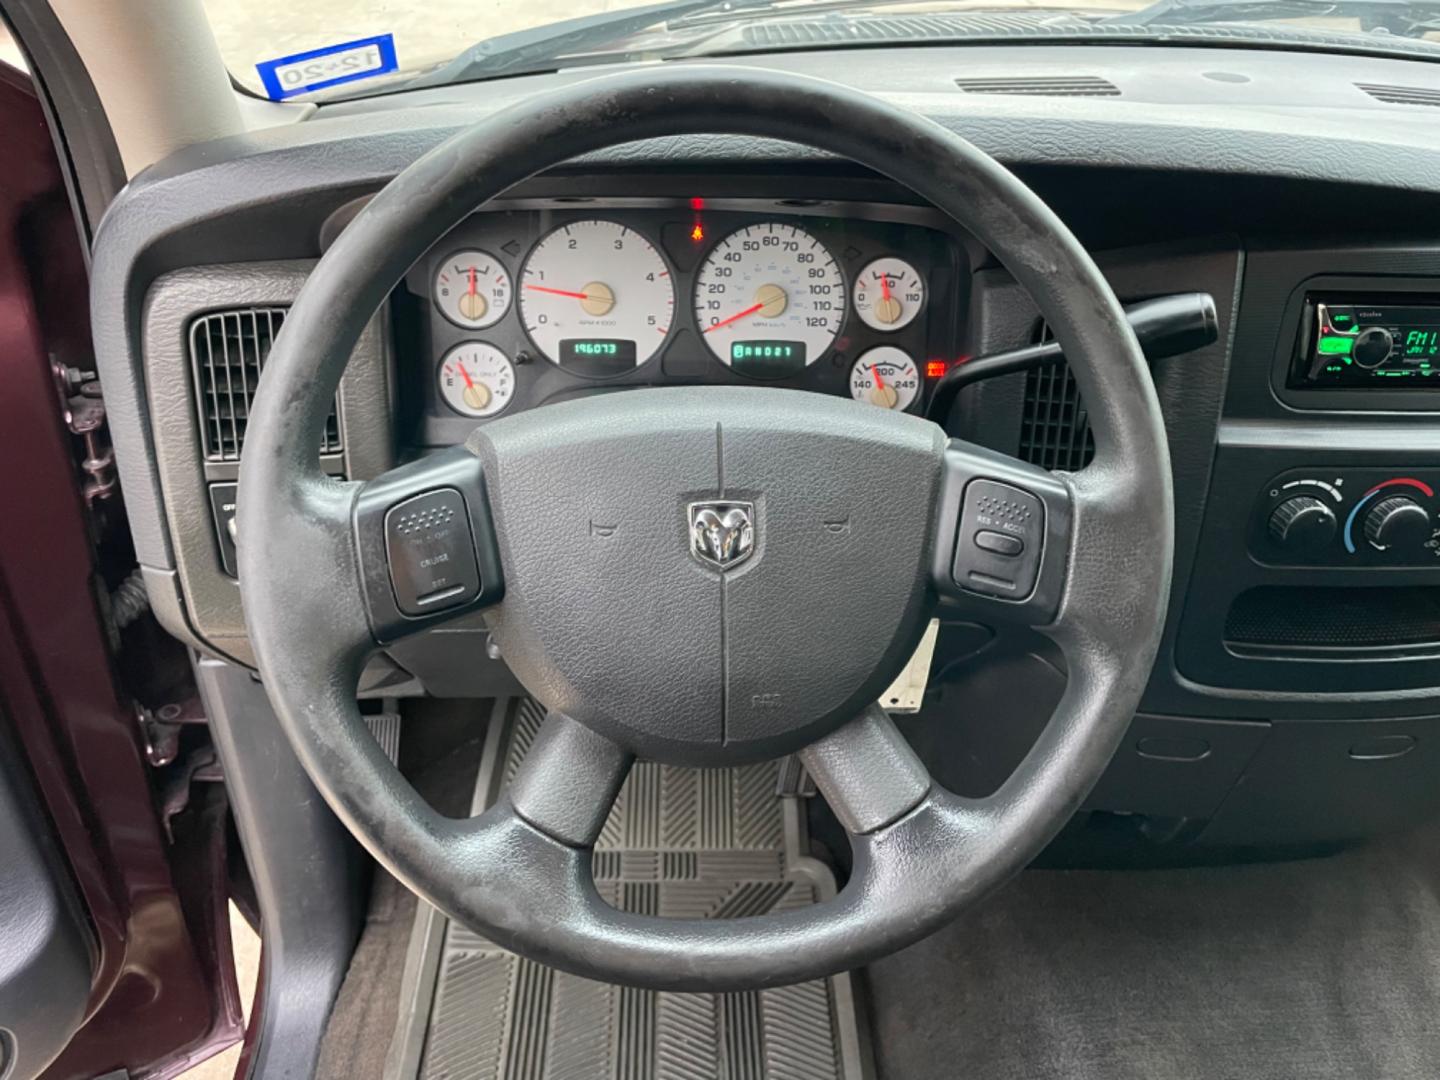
[739,16,1440,58]
[740,11,1096,46]
[1018,360,1095,472]
[1356,82,1440,108]
[1017,324,1094,472]
[955,75,1120,97]
[190,308,342,462]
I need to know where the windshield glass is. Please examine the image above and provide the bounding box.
[207,0,1440,102]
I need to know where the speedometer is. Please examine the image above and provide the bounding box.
[694,223,844,377]
[519,220,674,375]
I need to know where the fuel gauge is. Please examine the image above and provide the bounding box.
[439,343,514,418]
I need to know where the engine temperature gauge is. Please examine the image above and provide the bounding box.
[439,343,514,418]
[434,249,512,329]
[850,346,920,411]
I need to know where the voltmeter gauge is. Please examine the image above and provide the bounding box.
[853,257,924,332]
[438,343,515,418]
[434,249,512,329]
[850,346,920,411]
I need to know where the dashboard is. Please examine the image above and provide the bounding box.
[397,202,966,444]
[92,42,1440,852]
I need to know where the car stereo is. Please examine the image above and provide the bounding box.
[1292,295,1440,387]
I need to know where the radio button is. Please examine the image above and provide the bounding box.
[1352,327,1395,369]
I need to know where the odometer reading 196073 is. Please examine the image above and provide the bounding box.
[694,223,844,378]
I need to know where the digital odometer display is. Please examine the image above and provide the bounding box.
[731,340,806,378]
[559,338,636,375]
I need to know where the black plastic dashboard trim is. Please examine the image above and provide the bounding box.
[92,46,1440,581]
[87,44,1440,719]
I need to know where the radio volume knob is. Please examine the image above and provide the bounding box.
[1268,495,1336,551]
[1352,327,1394,369]
[1364,495,1432,551]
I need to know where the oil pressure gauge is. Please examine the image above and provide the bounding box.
[853,257,924,332]
[438,342,515,418]
[850,346,920,411]
[434,249,512,329]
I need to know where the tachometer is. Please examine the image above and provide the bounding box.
[518,220,674,374]
[694,223,844,377]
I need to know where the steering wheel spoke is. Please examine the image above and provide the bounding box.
[800,704,931,835]
[930,438,1075,628]
[505,711,634,847]
[351,445,505,644]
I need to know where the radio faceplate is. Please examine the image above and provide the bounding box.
[1293,294,1440,387]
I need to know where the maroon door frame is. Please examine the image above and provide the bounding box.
[0,62,242,1078]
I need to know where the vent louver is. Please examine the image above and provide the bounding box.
[955,75,1120,96]
[190,308,342,462]
[1017,325,1095,472]
[1356,83,1440,108]
[740,11,1097,46]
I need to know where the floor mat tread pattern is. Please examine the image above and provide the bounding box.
[418,699,860,1080]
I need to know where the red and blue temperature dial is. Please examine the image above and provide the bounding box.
[1343,477,1436,554]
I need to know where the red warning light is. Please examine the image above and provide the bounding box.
[689,197,705,211]
[691,223,705,242]
[925,360,948,379]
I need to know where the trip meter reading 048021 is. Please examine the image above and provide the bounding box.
[518,220,674,375]
[694,223,844,377]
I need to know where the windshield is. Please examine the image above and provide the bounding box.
[207,0,1440,102]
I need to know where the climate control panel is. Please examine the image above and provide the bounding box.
[1252,468,1440,566]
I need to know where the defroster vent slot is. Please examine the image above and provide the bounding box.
[1356,83,1440,108]
[955,75,1120,96]
[190,308,342,462]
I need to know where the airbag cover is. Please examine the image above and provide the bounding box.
[468,386,945,764]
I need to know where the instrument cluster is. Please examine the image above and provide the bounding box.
[403,202,965,443]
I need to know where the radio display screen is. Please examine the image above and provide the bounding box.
[1296,298,1440,387]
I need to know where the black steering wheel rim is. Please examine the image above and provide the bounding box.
[236,65,1173,990]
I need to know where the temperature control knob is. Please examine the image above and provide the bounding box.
[1364,495,1432,551]
[1352,327,1394,369]
[1268,495,1336,551]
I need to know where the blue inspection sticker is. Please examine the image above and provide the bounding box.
[256,34,398,100]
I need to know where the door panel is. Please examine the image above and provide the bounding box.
[0,60,241,1079]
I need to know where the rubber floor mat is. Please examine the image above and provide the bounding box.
[413,698,869,1080]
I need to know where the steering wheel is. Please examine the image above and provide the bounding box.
[237,66,1172,991]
